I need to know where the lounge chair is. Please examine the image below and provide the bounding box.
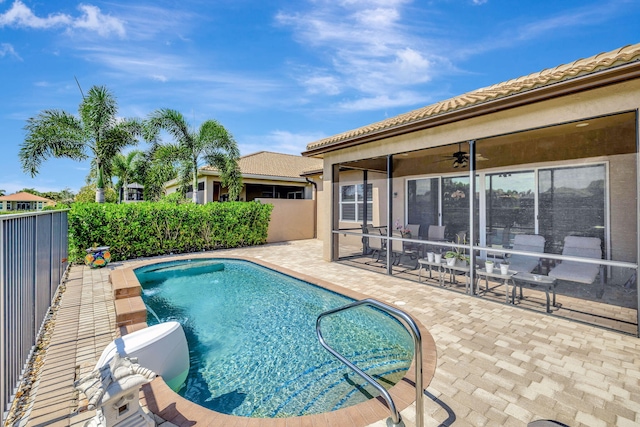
[508,234,546,273]
[548,236,605,298]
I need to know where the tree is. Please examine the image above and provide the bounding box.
[141,144,179,201]
[75,184,117,203]
[146,109,242,203]
[19,85,142,203]
[112,150,145,202]
[0,189,4,197]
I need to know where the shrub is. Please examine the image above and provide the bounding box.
[68,201,273,262]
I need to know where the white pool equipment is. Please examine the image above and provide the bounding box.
[96,321,189,392]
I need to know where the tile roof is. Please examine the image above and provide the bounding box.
[305,43,640,153]
[202,151,323,179]
[0,191,54,202]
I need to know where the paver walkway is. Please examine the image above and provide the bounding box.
[15,239,640,427]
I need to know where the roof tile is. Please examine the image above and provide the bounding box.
[0,191,54,202]
[202,151,322,179]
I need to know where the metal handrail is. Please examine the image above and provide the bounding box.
[316,298,423,427]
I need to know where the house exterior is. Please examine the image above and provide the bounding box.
[0,192,55,212]
[165,151,323,203]
[303,43,640,333]
[119,183,144,203]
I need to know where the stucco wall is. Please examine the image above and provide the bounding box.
[257,199,316,243]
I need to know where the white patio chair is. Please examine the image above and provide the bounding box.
[508,234,546,273]
[549,236,605,298]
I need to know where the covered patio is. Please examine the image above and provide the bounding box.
[304,44,640,336]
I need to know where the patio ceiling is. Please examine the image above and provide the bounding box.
[340,111,636,178]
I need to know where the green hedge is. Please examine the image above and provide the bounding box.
[68,201,273,262]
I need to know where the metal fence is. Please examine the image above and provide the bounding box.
[0,210,68,420]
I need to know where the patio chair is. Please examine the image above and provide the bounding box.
[366,228,386,263]
[428,225,446,241]
[405,224,421,238]
[403,224,422,260]
[548,236,605,298]
[508,234,545,273]
[422,225,445,254]
[391,230,405,265]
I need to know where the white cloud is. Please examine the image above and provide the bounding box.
[300,73,342,95]
[240,130,329,155]
[337,91,429,111]
[472,0,488,5]
[276,1,447,109]
[72,4,125,38]
[0,1,125,37]
[0,42,21,60]
[0,1,71,28]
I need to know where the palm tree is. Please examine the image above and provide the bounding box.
[19,85,142,203]
[0,189,5,197]
[112,150,144,202]
[146,109,241,203]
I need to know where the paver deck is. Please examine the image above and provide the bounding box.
[13,239,640,427]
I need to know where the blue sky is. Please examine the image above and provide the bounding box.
[1,0,639,194]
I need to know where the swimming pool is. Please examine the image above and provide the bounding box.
[135,258,414,418]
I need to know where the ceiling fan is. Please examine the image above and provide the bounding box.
[438,142,487,168]
[450,142,468,168]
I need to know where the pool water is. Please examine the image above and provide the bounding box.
[136,259,414,418]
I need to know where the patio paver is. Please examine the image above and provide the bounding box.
[13,239,640,427]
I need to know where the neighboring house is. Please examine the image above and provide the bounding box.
[0,192,55,212]
[165,151,323,203]
[119,183,144,203]
[303,43,640,326]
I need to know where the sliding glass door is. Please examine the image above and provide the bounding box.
[485,171,535,249]
[538,164,606,254]
[406,164,607,254]
[407,178,439,238]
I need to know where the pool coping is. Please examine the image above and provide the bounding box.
[110,254,438,427]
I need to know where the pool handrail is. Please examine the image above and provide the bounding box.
[316,298,423,427]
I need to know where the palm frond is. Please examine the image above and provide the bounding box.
[147,109,193,148]
[20,110,87,177]
[80,86,117,141]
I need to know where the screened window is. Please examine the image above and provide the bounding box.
[340,184,372,222]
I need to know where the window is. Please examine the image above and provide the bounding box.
[340,184,372,222]
[287,191,303,199]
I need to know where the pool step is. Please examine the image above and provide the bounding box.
[250,347,410,417]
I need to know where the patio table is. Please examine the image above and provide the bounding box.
[512,272,557,313]
[417,259,445,286]
[475,268,516,303]
[442,262,472,294]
